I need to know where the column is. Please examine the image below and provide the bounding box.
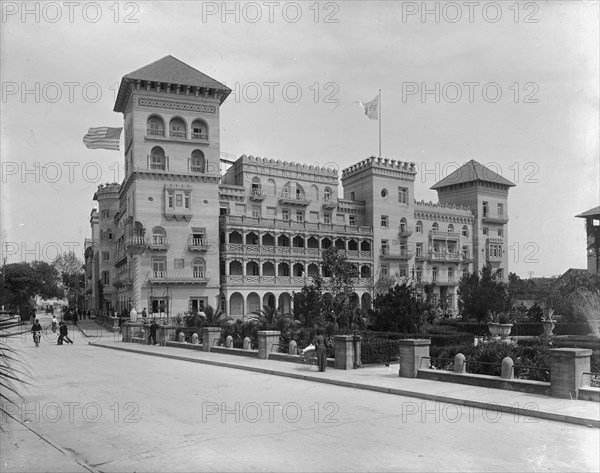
[258,330,280,359]
[398,339,431,378]
[334,335,360,370]
[131,254,142,312]
[550,348,592,399]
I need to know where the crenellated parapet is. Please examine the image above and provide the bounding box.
[414,199,474,224]
[341,156,417,184]
[230,154,340,184]
[94,182,121,201]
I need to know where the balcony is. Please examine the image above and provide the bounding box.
[188,237,211,252]
[399,226,413,238]
[279,191,311,206]
[220,214,373,235]
[430,230,460,241]
[415,252,427,262]
[125,236,147,252]
[220,275,373,287]
[482,215,509,224]
[219,244,374,260]
[169,130,186,139]
[380,249,414,261]
[147,155,170,171]
[322,199,337,210]
[147,236,169,251]
[113,272,133,288]
[427,251,463,262]
[148,270,209,284]
[420,276,460,286]
[248,188,267,202]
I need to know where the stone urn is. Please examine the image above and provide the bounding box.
[542,320,556,337]
[497,324,513,340]
[488,322,500,340]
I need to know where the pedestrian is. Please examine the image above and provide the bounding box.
[31,319,42,348]
[73,309,78,326]
[58,321,73,345]
[118,314,124,334]
[51,315,58,333]
[142,307,147,318]
[313,328,327,372]
[148,319,158,345]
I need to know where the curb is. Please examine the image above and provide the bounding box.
[89,342,600,429]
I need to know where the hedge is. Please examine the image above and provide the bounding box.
[440,322,593,337]
[363,330,474,347]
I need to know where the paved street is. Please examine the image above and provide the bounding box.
[2,316,599,472]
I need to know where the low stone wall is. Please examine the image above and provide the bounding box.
[418,369,551,396]
[166,341,203,351]
[268,352,335,367]
[578,387,600,402]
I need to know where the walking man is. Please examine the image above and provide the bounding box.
[314,328,327,372]
[148,319,158,345]
[58,321,73,345]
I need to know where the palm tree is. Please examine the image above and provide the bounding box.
[201,304,225,327]
[249,305,294,330]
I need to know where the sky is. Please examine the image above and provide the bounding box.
[1,0,598,278]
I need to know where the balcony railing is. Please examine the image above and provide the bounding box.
[147,155,169,171]
[399,226,413,237]
[147,236,169,250]
[188,237,211,252]
[191,132,208,140]
[427,251,463,262]
[380,249,414,260]
[482,216,509,224]
[148,270,209,284]
[279,191,311,206]
[430,230,460,240]
[418,276,460,286]
[220,275,373,287]
[249,188,267,201]
[220,243,373,260]
[415,252,427,262]
[220,214,373,235]
[188,159,207,173]
[169,130,186,138]
[125,236,147,251]
[146,128,164,137]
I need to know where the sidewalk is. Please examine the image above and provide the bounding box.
[84,325,600,429]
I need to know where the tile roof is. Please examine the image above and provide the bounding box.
[114,55,231,112]
[431,159,516,190]
[575,206,600,218]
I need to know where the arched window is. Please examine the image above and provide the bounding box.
[400,218,407,232]
[147,116,164,137]
[192,258,205,278]
[324,187,331,203]
[416,221,423,233]
[150,146,166,170]
[152,227,166,245]
[191,119,208,140]
[432,222,439,231]
[190,150,205,173]
[169,117,186,138]
[448,224,454,233]
[296,184,305,200]
[462,225,469,237]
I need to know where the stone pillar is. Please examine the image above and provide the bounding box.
[550,348,592,399]
[157,325,176,346]
[258,331,280,359]
[178,332,185,343]
[501,357,514,379]
[225,335,233,348]
[191,333,199,344]
[289,340,298,355]
[129,307,138,322]
[334,335,361,370]
[131,254,142,312]
[202,327,221,352]
[398,339,431,378]
[243,337,252,350]
[454,353,466,374]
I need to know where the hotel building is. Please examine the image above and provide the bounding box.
[83,56,514,318]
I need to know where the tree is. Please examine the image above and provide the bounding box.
[370,283,430,333]
[295,276,325,328]
[0,262,61,309]
[321,247,364,331]
[457,264,507,321]
[540,271,600,324]
[53,252,84,307]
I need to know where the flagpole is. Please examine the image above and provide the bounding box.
[378,89,382,158]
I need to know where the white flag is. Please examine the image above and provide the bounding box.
[359,94,379,120]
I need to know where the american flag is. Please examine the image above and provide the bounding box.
[83,127,123,151]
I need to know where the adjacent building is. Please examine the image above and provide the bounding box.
[82,56,514,318]
[576,206,600,274]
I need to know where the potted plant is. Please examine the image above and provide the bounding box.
[541,307,556,336]
[488,311,513,340]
